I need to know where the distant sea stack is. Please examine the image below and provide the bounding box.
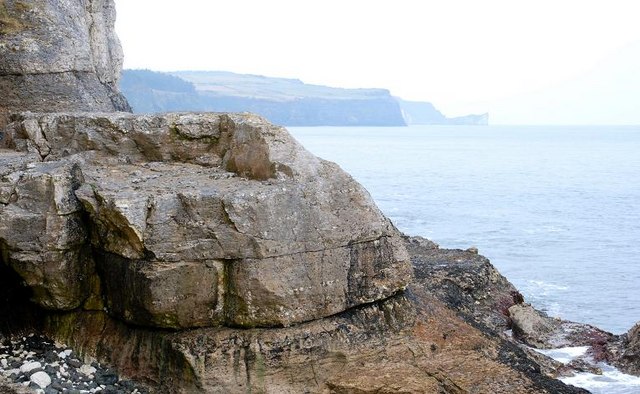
[0,0,130,127]
[120,69,489,127]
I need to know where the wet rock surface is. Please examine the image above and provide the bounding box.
[406,234,640,385]
[605,322,640,376]
[406,235,521,333]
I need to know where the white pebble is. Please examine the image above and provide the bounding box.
[0,358,7,368]
[58,351,67,359]
[20,360,42,373]
[3,368,20,377]
[64,349,73,356]
[30,371,51,388]
[79,364,97,375]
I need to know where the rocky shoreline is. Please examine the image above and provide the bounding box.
[4,236,639,393]
[0,334,149,394]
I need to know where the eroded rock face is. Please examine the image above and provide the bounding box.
[0,158,91,310]
[41,272,589,394]
[0,0,130,128]
[0,112,412,329]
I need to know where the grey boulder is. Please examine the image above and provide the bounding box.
[0,112,412,329]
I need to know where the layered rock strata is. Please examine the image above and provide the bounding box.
[0,0,130,128]
[0,112,412,329]
[25,239,587,394]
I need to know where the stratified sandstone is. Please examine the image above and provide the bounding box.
[0,0,130,128]
[0,112,412,329]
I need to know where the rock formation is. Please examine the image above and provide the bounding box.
[32,238,588,393]
[0,0,130,128]
[615,323,640,374]
[0,111,412,330]
[0,109,594,392]
[1,1,637,393]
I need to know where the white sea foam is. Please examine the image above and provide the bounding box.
[535,346,640,393]
[562,365,640,394]
[535,346,588,364]
[528,280,569,292]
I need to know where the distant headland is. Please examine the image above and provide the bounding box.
[120,69,489,127]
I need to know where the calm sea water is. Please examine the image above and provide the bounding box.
[289,125,640,335]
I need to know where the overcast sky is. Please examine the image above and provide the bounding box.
[114,0,640,125]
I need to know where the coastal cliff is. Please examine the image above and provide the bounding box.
[397,99,489,125]
[0,1,638,393]
[0,0,130,128]
[121,70,406,127]
[120,69,489,127]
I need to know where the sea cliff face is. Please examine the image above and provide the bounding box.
[397,99,489,125]
[0,0,130,128]
[121,70,407,127]
[120,69,489,127]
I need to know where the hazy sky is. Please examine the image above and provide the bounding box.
[114,0,640,125]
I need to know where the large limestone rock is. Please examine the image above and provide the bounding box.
[0,112,412,329]
[0,0,130,128]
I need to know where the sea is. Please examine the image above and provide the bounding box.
[289,125,640,392]
[289,125,640,334]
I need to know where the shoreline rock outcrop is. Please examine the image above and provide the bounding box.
[0,0,130,128]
